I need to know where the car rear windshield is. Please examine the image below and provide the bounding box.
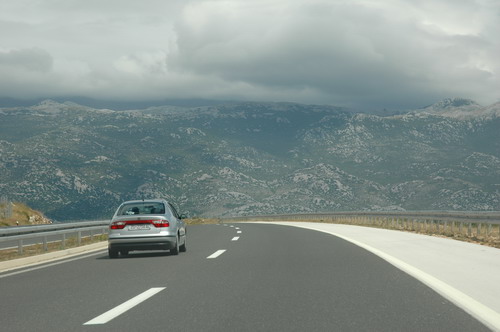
[117,202,165,215]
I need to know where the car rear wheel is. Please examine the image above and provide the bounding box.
[170,235,179,255]
[180,234,187,252]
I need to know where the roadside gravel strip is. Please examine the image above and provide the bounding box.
[255,222,500,332]
[0,241,107,274]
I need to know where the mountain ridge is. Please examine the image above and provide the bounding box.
[0,98,498,220]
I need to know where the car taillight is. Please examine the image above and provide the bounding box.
[110,219,169,229]
[152,220,169,228]
[110,221,126,229]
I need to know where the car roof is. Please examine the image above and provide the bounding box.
[120,199,168,205]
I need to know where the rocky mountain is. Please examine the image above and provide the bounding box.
[0,98,498,221]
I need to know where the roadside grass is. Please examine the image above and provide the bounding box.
[0,202,50,226]
[0,234,108,262]
[340,217,500,249]
[185,218,221,225]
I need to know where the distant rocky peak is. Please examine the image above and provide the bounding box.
[30,99,93,114]
[30,99,67,113]
[419,97,486,118]
[427,98,481,110]
[38,99,64,107]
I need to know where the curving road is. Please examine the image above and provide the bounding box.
[0,223,491,331]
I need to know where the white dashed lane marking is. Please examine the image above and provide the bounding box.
[207,250,226,259]
[84,287,166,325]
[231,237,239,241]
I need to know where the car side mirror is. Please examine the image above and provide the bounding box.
[179,213,188,220]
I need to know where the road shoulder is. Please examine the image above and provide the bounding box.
[250,221,500,331]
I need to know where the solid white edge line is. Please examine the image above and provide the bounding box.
[262,222,500,332]
[231,237,239,241]
[207,249,226,259]
[84,287,166,325]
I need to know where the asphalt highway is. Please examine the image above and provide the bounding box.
[0,223,490,331]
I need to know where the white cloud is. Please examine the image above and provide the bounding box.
[0,0,498,110]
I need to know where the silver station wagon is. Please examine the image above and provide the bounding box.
[108,199,187,258]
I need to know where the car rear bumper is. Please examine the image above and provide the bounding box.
[108,235,177,251]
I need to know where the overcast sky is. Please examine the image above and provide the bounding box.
[0,0,498,110]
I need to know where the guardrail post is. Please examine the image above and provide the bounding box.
[43,236,48,252]
[62,233,66,249]
[478,223,481,236]
[78,231,82,246]
[18,239,23,255]
[468,223,472,237]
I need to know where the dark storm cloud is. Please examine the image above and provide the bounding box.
[168,1,499,109]
[0,0,498,110]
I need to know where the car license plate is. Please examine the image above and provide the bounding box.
[128,225,150,231]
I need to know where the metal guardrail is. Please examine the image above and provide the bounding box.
[0,220,110,255]
[0,220,109,237]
